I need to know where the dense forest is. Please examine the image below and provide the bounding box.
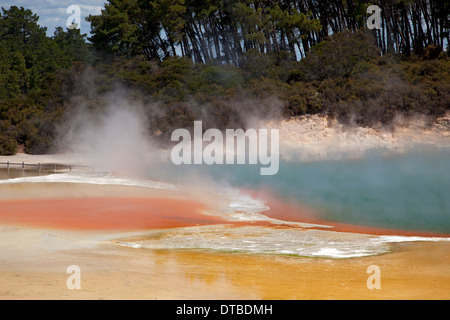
[0,1,449,155]
[87,0,448,62]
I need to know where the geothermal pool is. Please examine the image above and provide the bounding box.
[149,147,450,235]
[0,148,449,259]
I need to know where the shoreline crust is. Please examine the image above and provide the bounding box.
[0,232,449,299]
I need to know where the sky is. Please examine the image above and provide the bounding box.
[1,0,106,36]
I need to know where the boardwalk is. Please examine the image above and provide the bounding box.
[0,161,94,175]
[0,153,94,177]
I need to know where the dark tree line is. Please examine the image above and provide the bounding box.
[0,3,449,155]
[374,0,448,56]
[87,0,449,64]
[0,6,92,154]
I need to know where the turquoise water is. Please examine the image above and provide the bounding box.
[152,148,450,234]
[273,150,450,233]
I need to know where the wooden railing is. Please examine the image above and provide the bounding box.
[0,161,95,175]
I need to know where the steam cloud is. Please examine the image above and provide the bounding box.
[57,98,160,177]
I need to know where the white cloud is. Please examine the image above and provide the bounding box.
[79,5,102,15]
[1,0,105,35]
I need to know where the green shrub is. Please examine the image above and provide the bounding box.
[0,134,18,155]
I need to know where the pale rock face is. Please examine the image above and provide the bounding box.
[260,112,450,161]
